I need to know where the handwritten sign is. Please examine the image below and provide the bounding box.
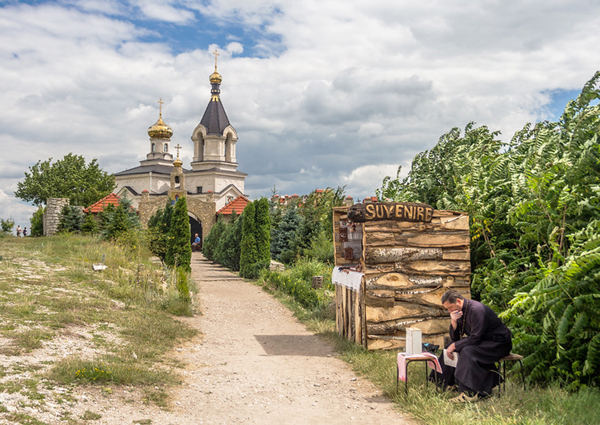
[347,202,434,223]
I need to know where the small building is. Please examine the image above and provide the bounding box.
[332,201,471,350]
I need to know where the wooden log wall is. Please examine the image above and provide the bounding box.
[333,206,471,351]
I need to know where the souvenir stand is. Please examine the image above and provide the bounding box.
[332,202,471,350]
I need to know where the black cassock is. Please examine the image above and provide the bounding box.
[433,299,512,396]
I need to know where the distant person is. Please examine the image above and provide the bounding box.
[23,227,28,237]
[192,233,201,251]
[16,225,22,237]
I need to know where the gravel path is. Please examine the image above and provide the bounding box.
[61,253,415,424]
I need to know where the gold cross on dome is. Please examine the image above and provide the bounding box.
[158,98,164,116]
[213,49,219,68]
[175,143,182,158]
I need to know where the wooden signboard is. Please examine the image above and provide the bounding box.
[333,204,471,351]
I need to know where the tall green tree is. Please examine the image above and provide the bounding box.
[240,202,258,278]
[255,198,271,270]
[15,153,115,207]
[202,215,226,262]
[166,197,192,272]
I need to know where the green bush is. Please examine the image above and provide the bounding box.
[260,258,334,310]
[30,206,44,236]
[1,217,15,234]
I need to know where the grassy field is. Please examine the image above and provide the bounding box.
[0,234,197,423]
[260,277,600,425]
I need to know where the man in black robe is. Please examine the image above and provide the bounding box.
[433,289,512,402]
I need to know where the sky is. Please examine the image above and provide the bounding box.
[1,0,599,229]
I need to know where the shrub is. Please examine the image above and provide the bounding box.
[30,207,44,236]
[58,205,85,233]
[1,217,15,234]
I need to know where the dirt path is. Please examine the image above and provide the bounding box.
[64,254,415,424]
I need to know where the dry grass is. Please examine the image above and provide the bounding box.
[0,234,197,423]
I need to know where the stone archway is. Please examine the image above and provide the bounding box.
[189,213,203,248]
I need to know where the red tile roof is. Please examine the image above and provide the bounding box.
[84,193,121,213]
[216,196,251,216]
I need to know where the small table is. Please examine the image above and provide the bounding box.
[397,352,441,394]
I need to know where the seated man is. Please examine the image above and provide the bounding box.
[433,289,512,402]
[191,233,201,251]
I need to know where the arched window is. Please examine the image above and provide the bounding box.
[164,144,168,152]
[152,143,155,152]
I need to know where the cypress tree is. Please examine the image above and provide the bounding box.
[202,215,226,261]
[254,198,271,271]
[239,202,258,278]
[165,197,192,272]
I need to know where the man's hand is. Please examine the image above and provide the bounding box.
[446,342,456,360]
[450,310,463,330]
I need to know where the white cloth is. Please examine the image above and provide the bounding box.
[332,267,363,291]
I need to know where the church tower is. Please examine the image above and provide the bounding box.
[187,50,246,197]
[141,99,174,166]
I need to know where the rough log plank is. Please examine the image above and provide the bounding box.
[365,231,470,248]
[367,337,404,351]
[396,260,470,275]
[365,272,470,289]
[442,249,470,261]
[355,284,362,345]
[366,302,446,323]
[364,247,442,263]
[366,333,447,351]
[437,215,469,230]
[367,317,449,335]
[395,286,471,306]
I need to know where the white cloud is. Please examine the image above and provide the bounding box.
[1,0,600,227]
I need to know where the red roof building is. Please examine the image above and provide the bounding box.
[216,195,251,216]
[84,193,121,213]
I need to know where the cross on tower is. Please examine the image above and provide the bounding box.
[174,143,182,158]
[158,98,164,117]
[213,49,219,68]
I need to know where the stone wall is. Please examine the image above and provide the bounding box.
[138,194,217,237]
[43,198,69,236]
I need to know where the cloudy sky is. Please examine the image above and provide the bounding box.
[1,0,599,228]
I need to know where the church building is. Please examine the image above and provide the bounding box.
[113,53,248,241]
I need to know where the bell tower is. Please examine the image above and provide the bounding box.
[141,98,174,166]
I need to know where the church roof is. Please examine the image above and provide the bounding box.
[200,93,231,135]
[114,164,181,176]
[200,58,232,135]
[85,193,120,213]
[216,195,250,216]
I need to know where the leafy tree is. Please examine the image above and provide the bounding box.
[58,205,85,233]
[15,153,115,207]
[165,197,192,272]
[30,206,44,236]
[377,71,600,387]
[0,218,15,234]
[239,201,258,278]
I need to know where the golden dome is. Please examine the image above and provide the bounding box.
[173,157,183,167]
[210,67,222,84]
[148,115,173,139]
